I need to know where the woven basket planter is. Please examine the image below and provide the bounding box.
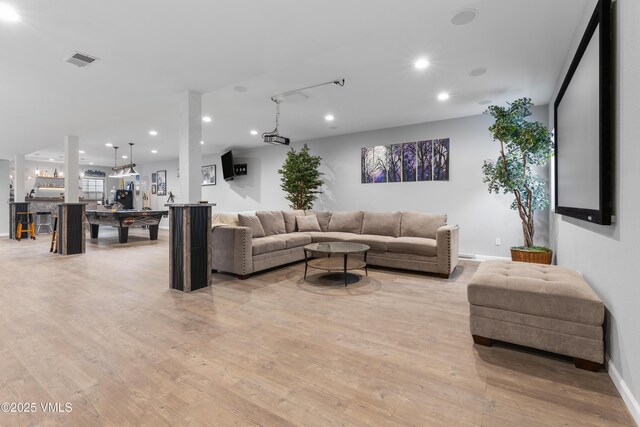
[510,248,553,265]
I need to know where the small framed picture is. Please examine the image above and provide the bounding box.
[201,165,216,186]
[151,184,156,195]
[151,172,157,183]
[156,170,167,196]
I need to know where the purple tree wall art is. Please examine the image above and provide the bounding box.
[372,146,388,183]
[433,138,450,181]
[402,142,417,181]
[386,144,402,182]
[361,147,374,183]
[360,138,450,184]
[416,140,433,181]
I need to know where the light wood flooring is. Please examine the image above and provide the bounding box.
[0,229,634,426]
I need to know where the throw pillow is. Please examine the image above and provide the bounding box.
[305,210,332,231]
[328,211,364,234]
[296,215,321,232]
[256,211,286,236]
[281,210,305,233]
[238,214,266,238]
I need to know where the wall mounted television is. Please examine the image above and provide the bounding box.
[221,150,235,181]
[553,0,614,225]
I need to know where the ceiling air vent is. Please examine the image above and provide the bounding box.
[63,51,99,68]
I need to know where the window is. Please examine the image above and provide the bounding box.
[81,178,104,199]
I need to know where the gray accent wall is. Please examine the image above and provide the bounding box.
[549,0,640,420]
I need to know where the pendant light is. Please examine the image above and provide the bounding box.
[125,142,139,176]
[109,146,121,178]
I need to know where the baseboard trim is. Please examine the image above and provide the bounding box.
[459,253,511,262]
[0,233,8,237]
[607,355,640,426]
[159,225,169,230]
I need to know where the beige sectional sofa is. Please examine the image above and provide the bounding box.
[211,210,459,279]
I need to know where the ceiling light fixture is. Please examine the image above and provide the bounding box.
[125,143,139,176]
[89,162,94,165]
[451,9,478,26]
[438,92,450,101]
[414,58,429,70]
[250,130,258,136]
[325,114,335,122]
[151,149,158,154]
[149,130,158,136]
[202,116,212,123]
[105,143,113,147]
[200,140,204,145]
[49,158,54,161]
[0,3,21,23]
[78,150,85,154]
[122,155,128,159]
[109,146,121,178]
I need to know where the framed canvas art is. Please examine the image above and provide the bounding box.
[201,165,216,186]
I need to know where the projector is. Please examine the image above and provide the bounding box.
[263,134,290,145]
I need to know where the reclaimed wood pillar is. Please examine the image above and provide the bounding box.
[167,203,214,292]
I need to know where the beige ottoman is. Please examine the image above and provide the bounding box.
[467,261,605,371]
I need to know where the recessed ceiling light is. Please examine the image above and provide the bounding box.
[122,155,128,159]
[149,130,158,136]
[0,3,21,23]
[234,86,248,93]
[200,140,204,145]
[49,158,54,161]
[89,162,94,165]
[451,9,478,26]
[325,114,335,122]
[437,92,450,101]
[469,67,487,77]
[250,130,258,136]
[202,116,212,123]
[78,150,85,154]
[151,149,158,154]
[105,143,113,147]
[414,58,429,70]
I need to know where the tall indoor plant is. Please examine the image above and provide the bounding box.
[483,98,554,264]
[278,144,324,210]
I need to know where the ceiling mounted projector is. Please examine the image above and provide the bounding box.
[262,78,345,146]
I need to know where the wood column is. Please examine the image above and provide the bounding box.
[57,203,86,255]
[168,203,214,292]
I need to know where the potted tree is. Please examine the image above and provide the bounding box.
[278,144,324,210]
[483,98,554,264]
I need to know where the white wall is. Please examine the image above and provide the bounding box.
[549,1,640,421]
[149,108,549,257]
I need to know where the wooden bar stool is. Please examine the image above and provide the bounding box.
[16,211,36,241]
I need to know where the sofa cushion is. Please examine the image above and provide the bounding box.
[296,215,321,232]
[238,214,265,238]
[252,236,286,255]
[278,233,312,249]
[306,231,357,243]
[256,211,286,236]
[401,212,447,239]
[281,210,305,233]
[328,211,364,234]
[305,210,332,232]
[387,237,437,257]
[468,261,604,326]
[344,234,393,252]
[361,211,402,237]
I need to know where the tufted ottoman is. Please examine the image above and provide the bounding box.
[467,261,605,371]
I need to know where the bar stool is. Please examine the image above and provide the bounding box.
[16,212,36,241]
[36,211,53,234]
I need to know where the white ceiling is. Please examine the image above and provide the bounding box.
[0,0,595,166]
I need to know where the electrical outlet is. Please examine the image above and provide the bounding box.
[495,238,501,246]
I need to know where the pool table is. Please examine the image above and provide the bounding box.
[85,209,168,243]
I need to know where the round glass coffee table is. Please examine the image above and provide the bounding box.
[303,242,370,286]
